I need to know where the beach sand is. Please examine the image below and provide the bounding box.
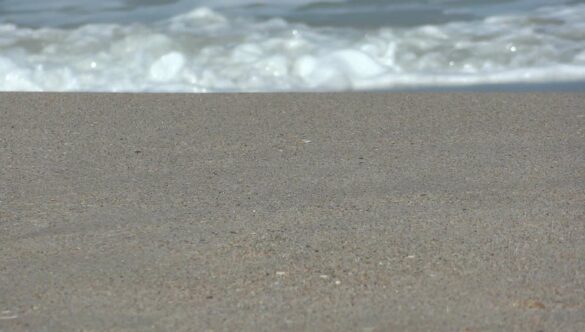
[1,92,584,331]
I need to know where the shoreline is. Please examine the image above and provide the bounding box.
[377,80,585,92]
[1,92,584,331]
[2,79,585,94]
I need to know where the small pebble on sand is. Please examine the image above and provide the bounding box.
[0,310,18,320]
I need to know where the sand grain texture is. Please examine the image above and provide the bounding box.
[1,93,584,331]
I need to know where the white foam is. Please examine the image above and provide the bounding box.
[149,52,186,82]
[1,4,585,92]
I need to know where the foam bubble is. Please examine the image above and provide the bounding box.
[150,52,186,82]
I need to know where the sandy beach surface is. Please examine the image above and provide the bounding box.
[1,93,584,331]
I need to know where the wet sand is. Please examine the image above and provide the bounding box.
[1,93,584,331]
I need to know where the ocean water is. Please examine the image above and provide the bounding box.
[1,0,585,92]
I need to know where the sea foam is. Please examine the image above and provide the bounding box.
[1,4,584,91]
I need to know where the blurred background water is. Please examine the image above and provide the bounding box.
[1,0,584,91]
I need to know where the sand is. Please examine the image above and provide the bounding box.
[1,92,584,331]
